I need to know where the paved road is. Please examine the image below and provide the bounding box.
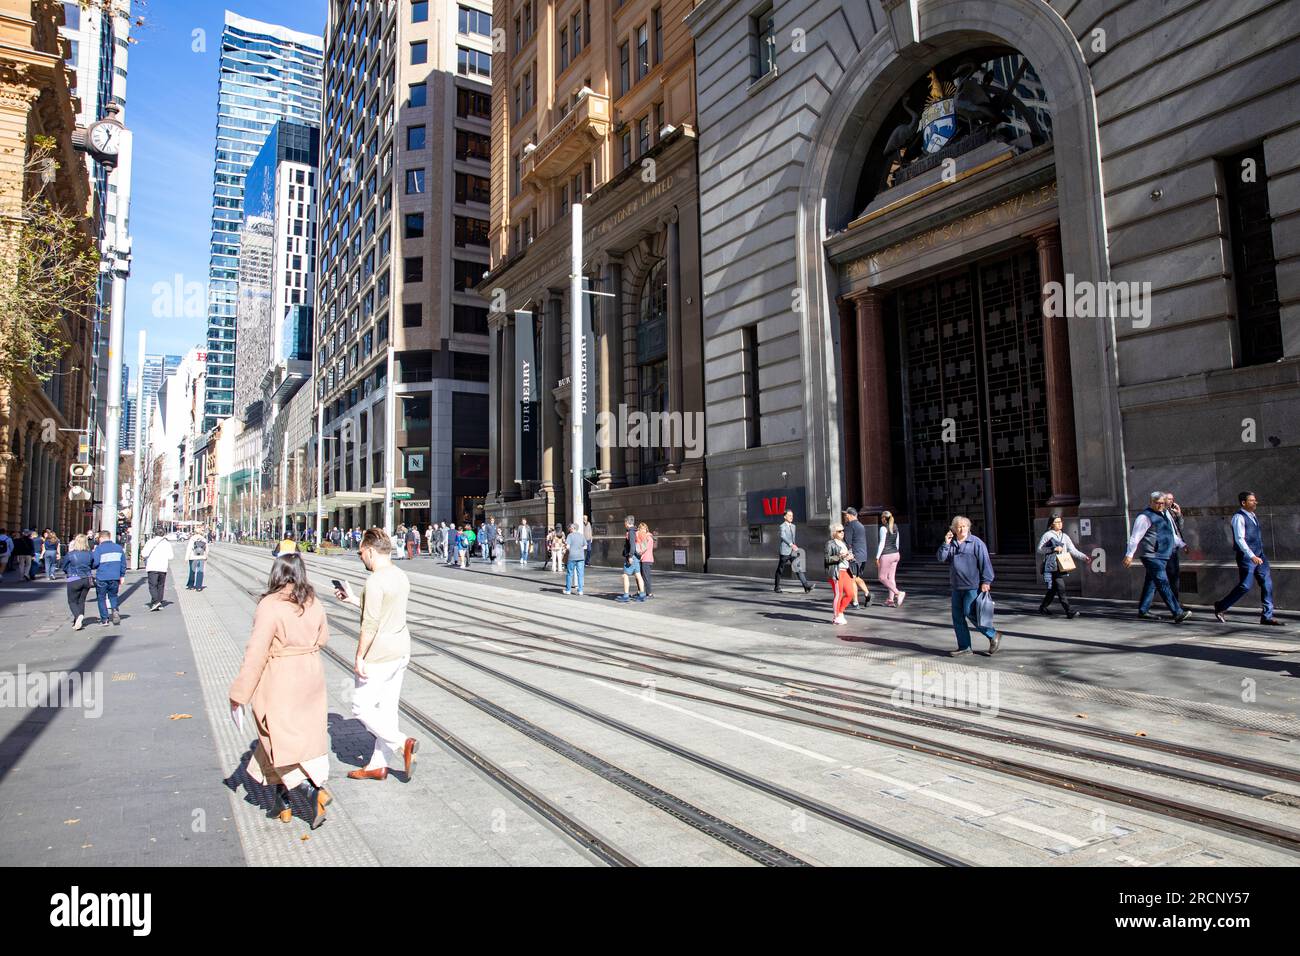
[1,542,1297,867]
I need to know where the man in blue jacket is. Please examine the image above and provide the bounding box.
[90,530,126,626]
[936,516,1000,657]
[1214,491,1282,626]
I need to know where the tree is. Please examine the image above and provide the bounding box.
[0,136,99,390]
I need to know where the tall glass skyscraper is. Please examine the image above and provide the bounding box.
[204,12,322,431]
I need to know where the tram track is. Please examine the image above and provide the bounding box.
[211,553,965,866]
[221,547,1300,858]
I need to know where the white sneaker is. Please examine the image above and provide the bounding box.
[73,614,83,631]
[833,615,847,625]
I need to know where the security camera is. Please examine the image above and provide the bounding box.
[522,142,536,155]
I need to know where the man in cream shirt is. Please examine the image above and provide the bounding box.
[334,528,419,781]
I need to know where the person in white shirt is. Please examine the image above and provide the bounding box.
[517,519,533,565]
[1214,491,1282,626]
[1123,490,1189,622]
[142,532,175,611]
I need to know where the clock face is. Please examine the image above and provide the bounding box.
[90,122,120,156]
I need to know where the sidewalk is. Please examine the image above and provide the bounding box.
[0,562,244,866]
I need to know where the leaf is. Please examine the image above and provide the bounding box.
[1074,713,1088,719]
[175,672,186,677]
[63,819,79,825]
[300,834,310,842]
[168,713,192,721]
[1134,731,1147,737]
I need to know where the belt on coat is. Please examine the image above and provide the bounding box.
[268,642,323,659]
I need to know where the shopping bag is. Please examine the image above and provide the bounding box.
[974,591,996,630]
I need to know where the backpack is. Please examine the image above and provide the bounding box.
[191,537,207,557]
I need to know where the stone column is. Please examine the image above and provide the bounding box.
[1029,223,1081,507]
[665,213,684,474]
[837,296,861,509]
[598,258,625,488]
[501,314,518,499]
[849,290,891,515]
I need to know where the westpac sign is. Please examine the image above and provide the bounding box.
[744,486,807,525]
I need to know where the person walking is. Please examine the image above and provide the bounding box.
[774,510,814,594]
[874,511,905,607]
[824,523,854,626]
[1123,490,1190,623]
[484,517,500,562]
[517,519,533,565]
[90,531,126,626]
[1214,491,1283,626]
[937,516,1001,657]
[617,515,647,603]
[636,522,656,598]
[60,535,94,631]
[332,528,419,783]
[457,525,471,569]
[563,523,587,595]
[1164,491,1186,600]
[548,524,565,573]
[12,529,34,582]
[0,528,11,581]
[404,524,418,560]
[185,529,209,591]
[230,553,333,829]
[583,515,594,566]
[842,508,872,608]
[1036,514,1090,617]
[41,531,61,580]
[142,530,175,611]
[424,523,435,557]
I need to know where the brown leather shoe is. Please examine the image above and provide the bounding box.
[347,767,388,781]
[403,738,419,779]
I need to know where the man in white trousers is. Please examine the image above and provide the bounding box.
[334,527,418,782]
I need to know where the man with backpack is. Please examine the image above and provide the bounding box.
[186,528,209,590]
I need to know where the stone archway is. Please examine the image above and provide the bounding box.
[794,0,1125,528]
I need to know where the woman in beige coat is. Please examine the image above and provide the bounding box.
[229,553,333,829]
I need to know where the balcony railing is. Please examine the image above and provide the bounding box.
[521,90,610,188]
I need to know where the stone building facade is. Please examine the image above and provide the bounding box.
[483,0,707,567]
[0,0,94,539]
[687,0,1299,605]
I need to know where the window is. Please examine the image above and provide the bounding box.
[636,23,649,81]
[513,81,522,121]
[405,213,425,238]
[638,261,670,482]
[453,258,483,291]
[412,1,429,22]
[406,125,426,150]
[409,82,427,107]
[406,168,425,194]
[458,47,491,78]
[638,115,650,155]
[513,14,521,53]
[401,395,431,431]
[559,183,569,217]
[403,303,422,327]
[751,4,776,79]
[571,170,584,201]
[743,324,761,448]
[619,42,630,96]
[453,304,489,335]
[404,257,424,282]
[559,27,569,73]
[458,6,491,36]
[457,87,491,120]
[457,129,491,162]
[512,152,521,197]
[455,215,490,247]
[411,41,428,65]
[523,66,534,111]
[620,131,632,170]
[572,11,582,53]
[652,7,662,65]
[1224,144,1283,367]
[457,171,491,204]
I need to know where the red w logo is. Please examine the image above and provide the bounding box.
[762,496,787,517]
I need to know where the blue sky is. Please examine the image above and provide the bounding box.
[123,1,326,360]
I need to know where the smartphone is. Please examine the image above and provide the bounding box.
[331,579,345,594]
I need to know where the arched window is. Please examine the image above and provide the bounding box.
[853,46,1053,215]
[636,259,669,484]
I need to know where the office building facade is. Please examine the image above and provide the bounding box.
[204,12,322,431]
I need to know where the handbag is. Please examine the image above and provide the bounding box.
[973,591,996,630]
[1055,550,1076,573]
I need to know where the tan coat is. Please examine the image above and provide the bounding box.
[229,588,330,768]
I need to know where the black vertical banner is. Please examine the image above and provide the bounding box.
[581,292,597,472]
[515,311,537,482]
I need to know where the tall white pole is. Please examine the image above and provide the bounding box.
[383,344,395,534]
[569,203,584,528]
[100,125,132,539]
[316,401,325,545]
[279,440,288,538]
[129,329,146,568]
